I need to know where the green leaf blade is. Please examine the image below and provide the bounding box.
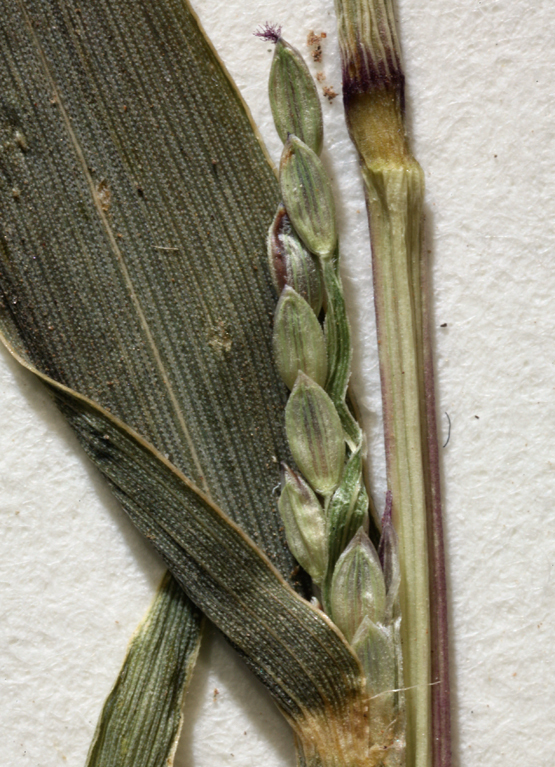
[51,385,364,722]
[0,0,297,581]
[86,573,202,767]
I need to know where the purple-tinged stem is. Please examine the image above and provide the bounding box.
[333,1,451,765]
[421,253,452,767]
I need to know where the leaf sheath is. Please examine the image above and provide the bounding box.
[333,0,452,764]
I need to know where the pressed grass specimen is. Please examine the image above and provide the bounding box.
[0,1,449,765]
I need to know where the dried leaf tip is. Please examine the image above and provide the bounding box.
[254,22,282,44]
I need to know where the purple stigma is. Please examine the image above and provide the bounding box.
[254,23,282,44]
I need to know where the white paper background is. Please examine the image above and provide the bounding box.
[1,1,554,765]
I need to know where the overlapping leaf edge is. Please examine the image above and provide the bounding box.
[1,333,366,729]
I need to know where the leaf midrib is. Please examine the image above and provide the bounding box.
[17,0,210,494]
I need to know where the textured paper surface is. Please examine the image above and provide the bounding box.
[1,1,554,765]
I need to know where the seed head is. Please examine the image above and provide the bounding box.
[351,616,396,707]
[269,37,323,154]
[279,135,337,260]
[330,528,386,642]
[278,464,328,584]
[267,204,323,314]
[273,286,327,390]
[285,372,345,496]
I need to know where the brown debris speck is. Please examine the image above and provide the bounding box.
[14,131,28,152]
[322,86,337,102]
[96,180,111,211]
[307,30,326,62]
[208,321,232,353]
